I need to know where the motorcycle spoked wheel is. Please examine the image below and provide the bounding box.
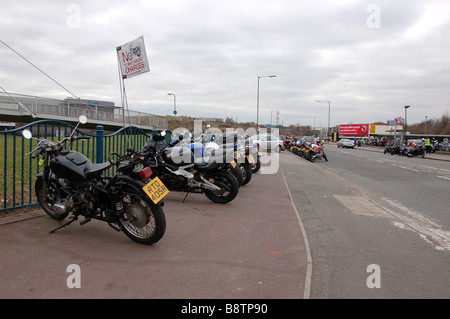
[119,187,166,245]
[35,177,68,221]
[203,169,239,204]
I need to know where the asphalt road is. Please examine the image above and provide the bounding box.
[281,145,449,298]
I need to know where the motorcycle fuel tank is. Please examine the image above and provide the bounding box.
[50,150,92,182]
[162,146,194,165]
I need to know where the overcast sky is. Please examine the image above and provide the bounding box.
[1,0,449,128]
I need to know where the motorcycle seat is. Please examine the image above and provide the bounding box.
[85,162,112,177]
[195,148,235,168]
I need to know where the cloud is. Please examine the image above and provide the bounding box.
[1,0,449,127]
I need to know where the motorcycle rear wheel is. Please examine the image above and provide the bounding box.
[203,169,239,204]
[119,189,166,245]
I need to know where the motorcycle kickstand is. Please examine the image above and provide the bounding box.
[182,192,189,202]
[49,215,78,233]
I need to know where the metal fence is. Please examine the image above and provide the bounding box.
[0,120,152,212]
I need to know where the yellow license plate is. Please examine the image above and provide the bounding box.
[142,177,169,204]
[247,154,255,163]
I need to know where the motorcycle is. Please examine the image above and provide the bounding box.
[384,141,403,155]
[139,133,239,204]
[22,115,166,245]
[304,142,328,162]
[205,132,255,185]
[401,142,426,158]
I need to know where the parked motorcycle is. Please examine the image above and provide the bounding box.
[206,132,254,185]
[139,133,239,204]
[22,115,166,245]
[304,142,328,162]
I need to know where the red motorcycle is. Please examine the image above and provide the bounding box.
[304,142,328,162]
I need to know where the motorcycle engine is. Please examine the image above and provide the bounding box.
[70,182,98,216]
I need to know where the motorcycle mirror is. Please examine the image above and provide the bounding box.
[79,115,87,124]
[22,129,32,140]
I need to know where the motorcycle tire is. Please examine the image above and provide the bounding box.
[323,154,328,162]
[251,156,261,173]
[203,169,239,204]
[230,165,244,186]
[35,176,69,221]
[119,186,166,245]
[240,162,253,185]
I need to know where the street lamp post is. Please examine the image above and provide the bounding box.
[404,105,410,141]
[167,93,177,115]
[257,75,276,133]
[425,115,427,135]
[316,100,331,140]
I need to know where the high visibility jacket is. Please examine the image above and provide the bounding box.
[425,138,431,146]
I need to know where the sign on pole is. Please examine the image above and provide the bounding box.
[116,36,150,79]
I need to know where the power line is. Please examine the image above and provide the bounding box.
[0,39,93,110]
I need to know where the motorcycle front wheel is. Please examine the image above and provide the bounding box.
[251,156,261,173]
[35,176,68,220]
[119,188,166,245]
[230,165,244,186]
[203,169,239,204]
[240,163,253,185]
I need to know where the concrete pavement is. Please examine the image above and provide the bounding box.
[0,160,309,299]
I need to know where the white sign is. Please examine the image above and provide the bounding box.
[117,36,150,79]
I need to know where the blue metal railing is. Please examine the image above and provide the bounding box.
[0,120,152,212]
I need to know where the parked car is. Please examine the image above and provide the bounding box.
[248,134,283,152]
[337,139,355,148]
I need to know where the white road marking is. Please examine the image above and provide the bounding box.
[398,165,420,172]
[382,198,450,251]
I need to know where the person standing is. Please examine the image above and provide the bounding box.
[424,137,432,154]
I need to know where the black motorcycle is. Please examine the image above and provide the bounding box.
[22,116,166,245]
[401,142,426,158]
[138,133,239,204]
[384,141,403,155]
